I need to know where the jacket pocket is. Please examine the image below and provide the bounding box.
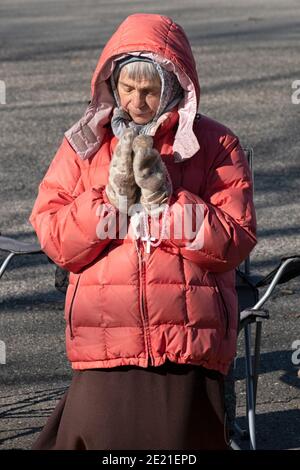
[212,274,229,338]
[68,274,81,339]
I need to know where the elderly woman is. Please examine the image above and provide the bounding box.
[29,13,257,450]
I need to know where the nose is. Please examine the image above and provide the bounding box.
[132,91,145,109]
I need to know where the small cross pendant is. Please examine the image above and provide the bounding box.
[141,236,156,254]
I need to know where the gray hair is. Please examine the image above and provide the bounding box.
[115,61,161,84]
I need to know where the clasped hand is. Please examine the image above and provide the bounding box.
[106,128,171,214]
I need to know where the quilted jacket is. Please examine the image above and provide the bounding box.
[29,14,257,374]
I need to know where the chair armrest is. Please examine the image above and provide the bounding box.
[256,256,300,287]
[239,308,269,331]
[0,235,42,255]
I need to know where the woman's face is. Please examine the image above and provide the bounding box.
[117,68,161,124]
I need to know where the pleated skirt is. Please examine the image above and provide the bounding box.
[32,359,230,450]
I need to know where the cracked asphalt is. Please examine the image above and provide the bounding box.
[0,0,299,450]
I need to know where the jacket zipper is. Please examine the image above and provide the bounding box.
[213,274,229,338]
[68,274,81,340]
[136,239,154,366]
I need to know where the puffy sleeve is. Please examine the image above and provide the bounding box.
[160,133,257,272]
[29,137,118,273]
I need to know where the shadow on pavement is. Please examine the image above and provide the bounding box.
[236,408,300,450]
[0,386,67,447]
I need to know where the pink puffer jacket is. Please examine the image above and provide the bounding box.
[29,14,257,375]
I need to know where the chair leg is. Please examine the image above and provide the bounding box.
[0,252,16,280]
[230,439,242,450]
[244,324,256,450]
[253,321,262,408]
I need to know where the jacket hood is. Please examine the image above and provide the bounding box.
[65,13,201,162]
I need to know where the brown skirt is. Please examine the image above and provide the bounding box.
[32,360,230,450]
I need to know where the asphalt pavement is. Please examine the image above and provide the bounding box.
[0,0,299,450]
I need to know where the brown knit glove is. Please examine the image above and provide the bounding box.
[105,128,139,214]
[132,135,171,214]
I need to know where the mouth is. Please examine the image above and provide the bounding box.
[128,110,153,123]
[132,112,149,117]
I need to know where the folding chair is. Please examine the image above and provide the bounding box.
[230,149,300,449]
[232,254,300,450]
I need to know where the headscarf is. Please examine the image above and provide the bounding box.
[110,56,183,137]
